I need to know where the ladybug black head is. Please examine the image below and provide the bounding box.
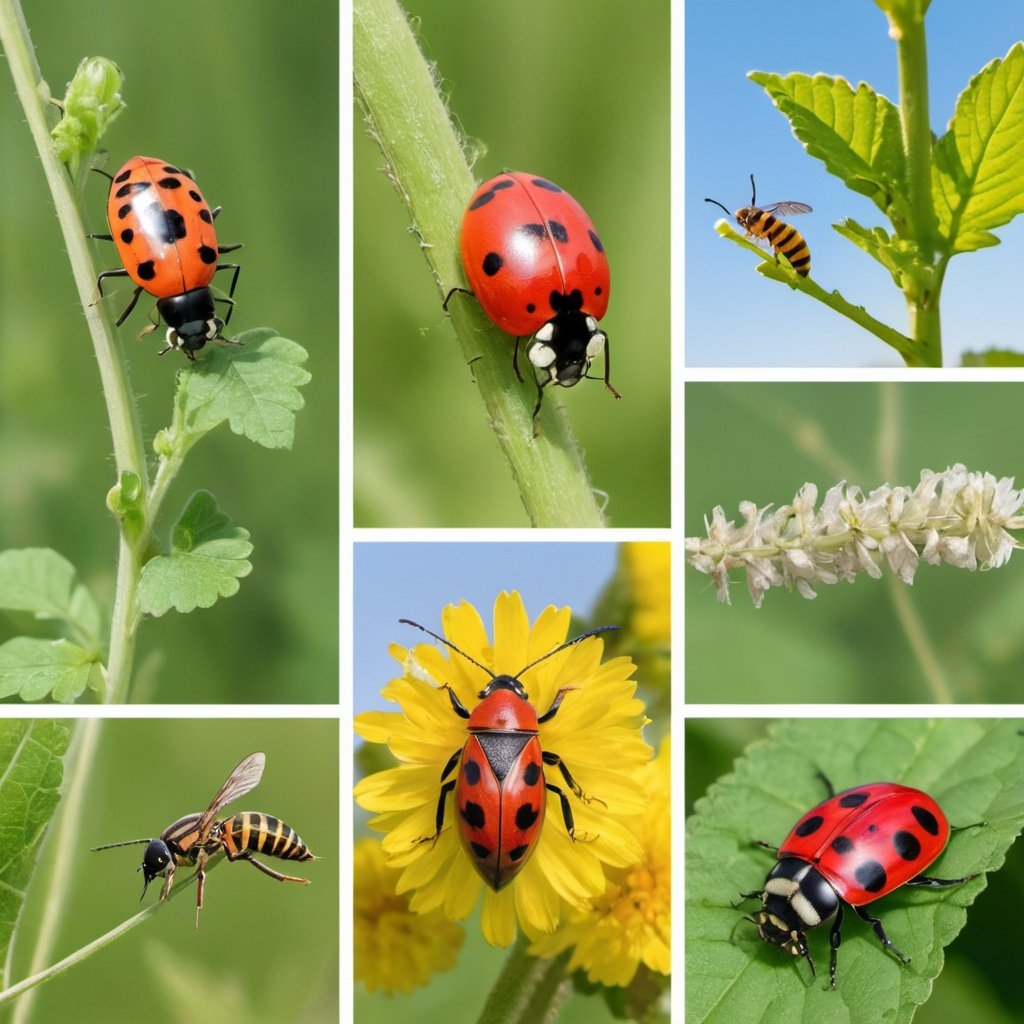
[156,287,225,358]
[139,838,173,899]
[477,674,530,702]
[528,291,606,388]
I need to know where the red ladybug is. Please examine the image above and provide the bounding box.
[402,618,615,890]
[451,172,620,422]
[741,776,976,987]
[93,156,242,360]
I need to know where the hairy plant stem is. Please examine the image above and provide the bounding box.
[475,934,571,1024]
[354,0,606,527]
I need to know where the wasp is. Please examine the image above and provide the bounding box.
[93,752,316,929]
[705,174,812,277]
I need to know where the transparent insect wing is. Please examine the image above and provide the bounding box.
[195,752,266,842]
[764,201,813,216]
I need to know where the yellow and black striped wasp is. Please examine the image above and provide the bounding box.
[705,174,813,277]
[93,751,316,929]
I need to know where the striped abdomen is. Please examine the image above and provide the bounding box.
[217,812,314,862]
[740,208,811,277]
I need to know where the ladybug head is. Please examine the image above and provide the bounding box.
[477,674,530,702]
[157,287,225,358]
[528,290,606,388]
[139,838,173,900]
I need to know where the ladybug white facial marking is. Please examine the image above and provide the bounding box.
[586,330,606,358]
[740,779,977,988]
[529,342,557,370]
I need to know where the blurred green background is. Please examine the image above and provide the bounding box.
[14,719,338,1024]
[686,382,1024,703]
[354,0,670,526]
[686,719,1024,1024]
[0,1,338,701]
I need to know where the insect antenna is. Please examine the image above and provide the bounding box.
[399,619,493,678]
[704,197,732,217]
[91,838,152,852]
[749,173,758,206]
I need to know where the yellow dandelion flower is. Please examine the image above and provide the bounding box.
[528,736,671,986]
[354,837,464,993]
[354,591,652,948]
[623,542,671,646]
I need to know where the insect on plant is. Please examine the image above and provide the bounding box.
[705,174,812,277]
[93,751,317,930]
[91,155,243,359]
[402,618,617,890]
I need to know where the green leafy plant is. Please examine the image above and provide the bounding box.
[710,0,1024,366]
[686,719,1024,1024]
[0,21,310,704]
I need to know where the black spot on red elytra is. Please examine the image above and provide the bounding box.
[157,176,182,190]
[199,208,213,224]
[116,181,150,199]
[526,303,536,313]
[548,221,568,244]
[594,287,603,297]
[469,841,491,859]
[462,759,481,786]
[521,223,547,239]
[855,859,888,893]
[911,805,940,835]
[530,178,562,193]
[189,189,203,203]
[119,229,134,244]
[116,203,131,220]
[839,791,870,808]
[482,252,503,276]
[114,168,132,183]
[893,830,922,861]
[198,245,217,264]
[161,165,182,175]
[589,229,604,252]
[831,834,854,854]
[468,179,515,211]
[867,824,878,832]
[508,844,529,862]
[795,814,824,837]
[136,260,156,281]
[515,803,539,830]
[461,801,485,830]
[522,761,542,787]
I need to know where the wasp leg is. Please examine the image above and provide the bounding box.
[236,852,311,885]
[194,847,209,932]
[158,861,177,902]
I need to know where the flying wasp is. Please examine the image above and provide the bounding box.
[705,174,812,277]
[93,751,316,930]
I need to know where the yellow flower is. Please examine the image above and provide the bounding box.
[528,736,671,986]
[623,542,671,646]
[354,591,651,948]
[354,837,464,993]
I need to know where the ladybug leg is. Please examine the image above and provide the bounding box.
[827,901,844,988]
[536,687,575,724]
[114,285,145,327]
[904,872,976,888]
[416,749,461,844]
[542,750,606,809]
[545,782,588,840]
[440,683,471,719]
[88,232,114,242]
[442,286,474,312]
[732,890,762,908]
[531,378,550,433]
[752,839,779,853]
[852,903,910,967]
[600,336,621,400]
[512,336,527,383]
[814,771,836,799]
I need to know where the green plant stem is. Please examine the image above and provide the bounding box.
[11,719,103,1024]
[476,935,571,1024]
[354,0,606,527]
[0,0,155,702]
[887,574,952,703]
[889,5,943,364]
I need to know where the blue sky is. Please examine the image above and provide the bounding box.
[685,1,1024,367]
[352,543,620,714]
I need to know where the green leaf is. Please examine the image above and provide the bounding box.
[0,637,102,702]
[934,43,1024,254]
[960,349,1024,367]
[0,548,102,647]
[832,219,925,288]
[0,720,69,965]
[749,72,907,218]
[176,329,310,451]
[138,491,253,615]
[686,719,1023,1024]
[50,57,125,172]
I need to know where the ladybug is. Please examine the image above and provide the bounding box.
[401,618,616,890]
[740,775,977,987]
[449,172,621,423]
[93,156,242,360]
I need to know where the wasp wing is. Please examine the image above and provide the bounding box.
[763,201,812,216]
[195,752,266,844]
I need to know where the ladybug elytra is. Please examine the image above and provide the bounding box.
[402,618,616,890]
[449,172,620,424]
[93,156,242,360]
[740,775,977,987]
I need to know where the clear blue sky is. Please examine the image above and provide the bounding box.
[686,1,1024,367]
[352,543,619,714]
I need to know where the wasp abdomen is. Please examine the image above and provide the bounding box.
[740,208,811,277]
[218,812,315,862]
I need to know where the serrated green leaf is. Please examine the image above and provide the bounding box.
[138,490,253,616]
[934,43,1024,254]
[749,72,907,217]
[960,349,1024,367]
[0,720,69,964]
[833,219,925,287]
[176,329,310,451]
[0,548,101,640]
[0,637,102,702]
[686,719,1023,1024]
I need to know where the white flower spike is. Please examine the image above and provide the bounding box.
[686,465,1024,607]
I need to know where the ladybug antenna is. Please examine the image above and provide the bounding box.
[512,625,618,680]
[398,619,493,679]
[704,197,732,217]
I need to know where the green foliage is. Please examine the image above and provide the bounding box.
[49,57,124,177]
[961,349,1024,367]
[686,719,1024,1024]
[0,719,68,964]
[138,491,252,616]
[0,637,102,701]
